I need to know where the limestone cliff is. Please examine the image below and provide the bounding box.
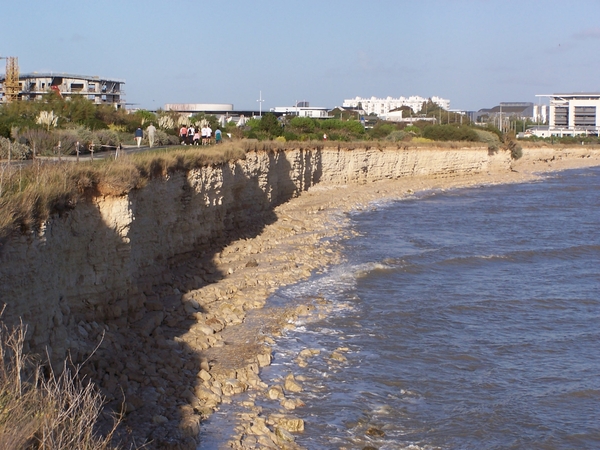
[0,146,509,363]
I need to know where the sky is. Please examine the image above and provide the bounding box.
[3,0,600,112]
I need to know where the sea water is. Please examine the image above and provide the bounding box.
[201,167,600,449]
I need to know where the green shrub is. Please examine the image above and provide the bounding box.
[403,125,421,135]
[423,124,479,142]
[508,140,523,159]
[474,129,501,146]
[384,130,410,142]
[369,122,396,139]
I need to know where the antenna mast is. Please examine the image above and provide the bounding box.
[257,90,264,117]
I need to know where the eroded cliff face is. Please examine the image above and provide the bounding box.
[0,146,506,364]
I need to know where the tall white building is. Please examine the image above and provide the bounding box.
[342,95,450,116]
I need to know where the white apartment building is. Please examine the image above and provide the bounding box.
[342,95,450,116]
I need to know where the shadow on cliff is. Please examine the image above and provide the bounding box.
[82,148,322,448]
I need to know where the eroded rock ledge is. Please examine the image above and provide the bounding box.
[0,145,597,448]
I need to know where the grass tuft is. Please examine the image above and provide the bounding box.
[0,316,122,449]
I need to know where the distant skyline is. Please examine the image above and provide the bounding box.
[3,1,600,112]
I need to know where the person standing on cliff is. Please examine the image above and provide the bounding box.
[135,127,143,148]
[205,124,212,145]
[201,124,208,145]
[146,123,156,148]
[187,125,195,145]
[179,125,188,145]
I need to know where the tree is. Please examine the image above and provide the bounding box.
[133,109,157,127]
[419,99,443,117]
[288,117,318,134]
[258,113,283,138]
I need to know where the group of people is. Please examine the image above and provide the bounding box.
[179,124,222,146]
[134,123,223,149]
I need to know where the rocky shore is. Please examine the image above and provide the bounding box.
[2,145,599,449]
[106,146,600,448]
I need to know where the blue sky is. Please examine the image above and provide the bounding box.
[3,0,600,112]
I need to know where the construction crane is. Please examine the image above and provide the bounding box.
[0,56,19,103]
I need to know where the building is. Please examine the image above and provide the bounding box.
[0,72,125,107]
[543,93,600,136]
[522,93,600,138]
[164,103,234,114]
[163,103,264,128]
[473,102,545,123]
[379,110,436,124]
[342,95,450,116]
[270,101,330,118]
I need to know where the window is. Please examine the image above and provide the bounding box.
[574,106,596,126]
[554,106,568,127]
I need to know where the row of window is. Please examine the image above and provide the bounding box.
[554,106,597,127]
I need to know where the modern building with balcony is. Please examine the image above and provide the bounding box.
[525,93,600,137]
[0,72,125,107]
[546,93,600,136]
[270,101,330,118]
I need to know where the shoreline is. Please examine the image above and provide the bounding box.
[188,148,600,448]
[2,145,599,448]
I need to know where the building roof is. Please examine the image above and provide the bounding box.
[0,72,125,83]
[552,92,600,97]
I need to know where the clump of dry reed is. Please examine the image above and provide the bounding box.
[0,318,121,449]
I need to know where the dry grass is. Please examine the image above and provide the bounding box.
[0,144,248,238]
[0,139,552,238]
[0,318,122,449]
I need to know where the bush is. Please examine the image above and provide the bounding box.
[153,130,179,146]
[0,137,32,160]
[403,125,421,135]
[506,139,523,159]
[369,122,396,139]
[422,124,479,142]
[19,129,53,156]
[384,130,411,142]
[473,129,501,147]
[473,129,502,154]
[95,130,120,147]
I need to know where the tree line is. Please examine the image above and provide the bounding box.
[0,92,549,161]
